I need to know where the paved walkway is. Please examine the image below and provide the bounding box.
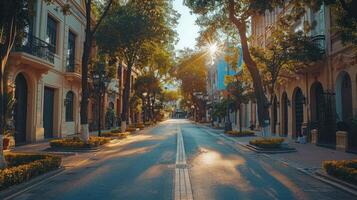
[199,123,357,171]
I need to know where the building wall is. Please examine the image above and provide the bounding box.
[7,0,88,144]
[251,3,357,143]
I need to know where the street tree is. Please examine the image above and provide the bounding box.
[184,0,330,132]
[251,28,323,105]
[96,0,178,131]
[133,74,161,122]
[175,50,208,112]
[226,75,252,133]
[79,0,115,142]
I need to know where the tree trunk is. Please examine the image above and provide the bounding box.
[239,108,242,133]
[80,0,93,143]
[0,66,6,169]
[236,24,269,128]
[228,0,270,129]
[121,63,133,132]
[0,18,16,169]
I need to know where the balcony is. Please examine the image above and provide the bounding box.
[311,34,326,54]
[15,33,55,63]
[64,59,81,83]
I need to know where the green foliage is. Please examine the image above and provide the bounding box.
[129,95,142,113]
[175,50,208,98]
[134,75,161,98]
[319,0,357,48]
[0,153,61,190]
[162,90,180,103]
[323,160,357,185]
[50,136,110,149]
[105,108,115,129]
[212,101,227,120]
[96,0,178,68]
[249,138,284,148]
[0,0,37,45]
[1,91,15,136]
[251,28,323,93]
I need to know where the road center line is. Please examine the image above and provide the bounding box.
[174,126,193,200]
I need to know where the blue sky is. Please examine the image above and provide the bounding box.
[173,0,200,51]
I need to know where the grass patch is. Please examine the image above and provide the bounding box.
[323,160,357,185]
[0,153,61,190]
[249,138,284,148]
[50,136,110,149]
[226,130,255,137]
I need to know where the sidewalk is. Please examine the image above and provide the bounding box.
[198,123,357,171]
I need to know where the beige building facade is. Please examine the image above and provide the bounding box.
[7,0,88,144]
[251,3,357,151]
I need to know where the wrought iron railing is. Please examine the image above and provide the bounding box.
[15,33,55,63]
[66,58,75,72]
[66,60,81,74]
[311,34,326,54]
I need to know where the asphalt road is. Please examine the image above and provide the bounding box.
[10,119,355,200]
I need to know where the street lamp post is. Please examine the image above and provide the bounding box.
[92,63,109,137]
[142,92,148,122]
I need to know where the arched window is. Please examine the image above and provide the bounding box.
[65,91,74,122]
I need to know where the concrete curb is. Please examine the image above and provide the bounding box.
[243,144,297,154]
[313,172,357,196]
[0,167,66,200]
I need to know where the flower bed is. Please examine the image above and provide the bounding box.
[101,132,129,139]
[249,138,284,148]
[323,160,357,185]
[50,136,110,149]
[0,153,61,190]
[226,130,255,137]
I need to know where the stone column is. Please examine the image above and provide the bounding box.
[336,131,348,151]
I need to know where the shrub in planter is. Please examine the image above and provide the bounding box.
[50,136,110,149]
[249,138,284,148]
[323,160,357,185]
[226,130,255,137]
[0,153,61,190]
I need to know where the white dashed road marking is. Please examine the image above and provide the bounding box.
[174,126,193,200]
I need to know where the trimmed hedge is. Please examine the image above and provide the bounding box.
[0,153,61,190]
[323,160,357,185]
[50,136,110,149]
[249,138,284,148]
[226,130,255,137]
